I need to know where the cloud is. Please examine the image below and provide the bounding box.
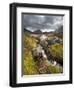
[22,14,63,32]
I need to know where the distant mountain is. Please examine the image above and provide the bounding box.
[24,28,42,34]
[24,28,55,34]
[24,28,32,33]
[55,26,63,34]
[33,30,42,34]
[43,31,54,34]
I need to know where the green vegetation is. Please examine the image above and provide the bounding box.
[47,63,63,73]
[23,32,63,75]
[24,32,38,50]
[53,32,63,39]
[48,44,63,59]
[23,48,39,75]
[23,32,39,75]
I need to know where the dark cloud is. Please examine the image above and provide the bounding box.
[22,14,63,32]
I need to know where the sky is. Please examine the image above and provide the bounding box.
[22,14,63,32]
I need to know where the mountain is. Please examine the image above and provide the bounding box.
[33,30,42,34]
[24,28,32,33]
[24,28,42,34]
[24,28,54,34]
[55,26,63,34]
[43,31,54,34]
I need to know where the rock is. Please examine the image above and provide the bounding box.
[40,35,47,41]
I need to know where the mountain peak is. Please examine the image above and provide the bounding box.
[24,28,32,33]
[33,30,42,34]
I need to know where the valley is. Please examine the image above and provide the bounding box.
[23,28,63,75]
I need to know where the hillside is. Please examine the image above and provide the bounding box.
[23,30,63,75]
